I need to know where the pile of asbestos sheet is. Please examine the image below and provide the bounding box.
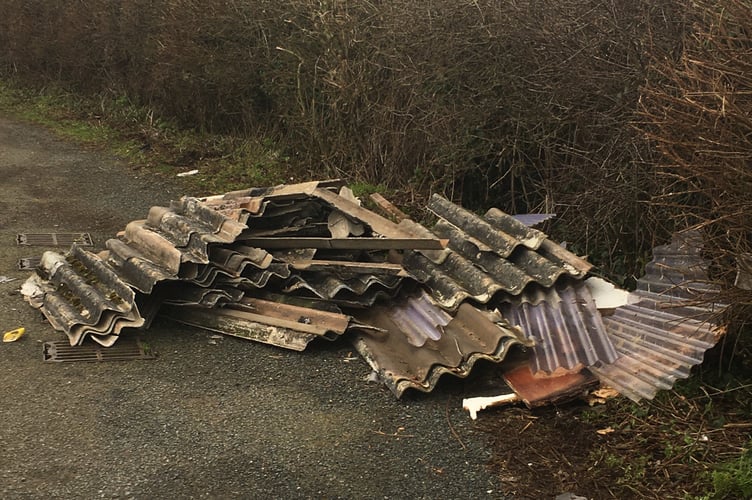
[21,180,726,403]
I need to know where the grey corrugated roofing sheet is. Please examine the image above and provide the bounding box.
[352,292,531,397]
[22,245,145,346]
[283,271,404,305]
[398,194,591,311]
[590,231,725,401]
[162,297,351,351]
[21,181,425,348]
[498,281,618,374]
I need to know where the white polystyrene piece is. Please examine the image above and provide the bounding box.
[585,276,634,309]
[462,393,519,420]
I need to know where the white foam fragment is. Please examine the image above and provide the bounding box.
[585,276,633,309]
[462,393,519,420]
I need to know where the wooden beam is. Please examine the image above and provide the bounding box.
[313,187,421,240]
[240,236,447,250]
[369,193,409,222]
[289,259,408,276]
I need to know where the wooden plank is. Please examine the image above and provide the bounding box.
[313,187,428,241]
[240,236,447,250]
[289,259,408,276]
[237,297,351,333]
[369,193,409,222]
[207,306,341,336]
[538,239,593,276]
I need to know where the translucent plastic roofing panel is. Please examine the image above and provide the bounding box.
[498,281,618,374]
[591,231,725,402]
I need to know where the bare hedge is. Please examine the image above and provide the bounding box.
[0,0,690,282]
[640,0,752,312]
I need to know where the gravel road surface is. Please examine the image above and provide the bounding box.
[0,115,503,499]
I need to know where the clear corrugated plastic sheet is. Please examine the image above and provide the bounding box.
[590,231,724,401]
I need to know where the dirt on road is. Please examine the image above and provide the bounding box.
[0,115,504,499]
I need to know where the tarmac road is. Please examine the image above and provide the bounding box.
[0,115,503,499]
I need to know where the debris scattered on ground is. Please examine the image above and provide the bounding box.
[3,327,26,342]
[586,387,620,406]
[0,275,18,284]
[503,364,599,408]
[463,393,520,420]
[176,169,199,177]
[18,180,726,406]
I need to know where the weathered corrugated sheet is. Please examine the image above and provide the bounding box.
[498,281,618,374]
[352,293,531,397]
[590,231,725,401]
[283,271,403,305]
[399,194,591,310]
[22,245,145,346]
[389,194,613,378]
[21,181,428,348]
[162,297,351,351]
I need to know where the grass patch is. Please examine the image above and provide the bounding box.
[0,79,290,196]
[698,443,752,500]
[0,82,117,142]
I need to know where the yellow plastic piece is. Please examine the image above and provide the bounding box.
[2,327,25,343]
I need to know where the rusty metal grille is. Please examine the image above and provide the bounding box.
[43,338,156,362]
[16,233,93,246]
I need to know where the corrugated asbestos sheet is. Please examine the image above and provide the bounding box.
[21,181,611,398]
[399,194,592,310]
[590,231,724,402]
[162,297,351,351]
[352,291,532,397]
[22,181,428,347]
[22,245,145,347]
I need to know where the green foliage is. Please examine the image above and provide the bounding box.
[697,444,752,500]
[0,82,118,143]
[348,182,387,199]
[0,78,287,195]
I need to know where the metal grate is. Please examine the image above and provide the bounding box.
[17,257,41,270]
[16,233,93,246]
[43,338,156,362]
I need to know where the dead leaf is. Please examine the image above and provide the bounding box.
[592,387,620,398]
[587,386,620,405]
